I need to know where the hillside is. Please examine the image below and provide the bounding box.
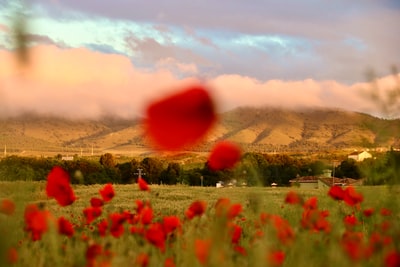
[1,107,399,156]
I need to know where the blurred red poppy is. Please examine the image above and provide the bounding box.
[97,219,108,237]
[227,203,243,220]
[58,216,74,237]
[46,166,76,206]
[343,187,363,207]
[207,141,241,171]
[145,84,216,151]
[135,253,149,267]
[229,223,242,244]
[328,186,345,201]
[344,214,358,229]
[145,223,166,252]
[86,243,103,267]
[99,183,115,202]
[195,239,212,265]
[7,247,18,264]
[164,258,176,267]
[24,204,49,241]
[385,250,400,267]
[138,177,150,191]
[162,216,181,235]
[303,197,318,210]
[285,191,302,205]
[109,213,126,238]
[140,206,153,225]
[83,206,102,224]
[185,200,207,220]
[0,198,16,216]
[363,208,374,217]
[267,250,285,266]
[90,197,104,207]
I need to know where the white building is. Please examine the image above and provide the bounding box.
[348,151,372,162]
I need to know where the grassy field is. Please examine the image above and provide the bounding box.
[1,182,399,267]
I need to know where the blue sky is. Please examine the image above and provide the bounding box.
[0,0,399,118]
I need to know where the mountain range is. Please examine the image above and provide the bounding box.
[1,107,399,156]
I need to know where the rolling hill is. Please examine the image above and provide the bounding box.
[1,107,399,156]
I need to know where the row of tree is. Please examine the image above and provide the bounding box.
[0,151,398,186]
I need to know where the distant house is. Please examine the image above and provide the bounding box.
[289,176,362,189]
[348,151,372,162]
[61,156,74,161]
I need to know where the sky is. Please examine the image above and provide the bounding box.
[0,0,399,119]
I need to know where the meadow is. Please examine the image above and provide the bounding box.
[1,180,399,267]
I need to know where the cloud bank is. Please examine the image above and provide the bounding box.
[1,45,398,119]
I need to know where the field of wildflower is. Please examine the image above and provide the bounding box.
[1,178,399,267]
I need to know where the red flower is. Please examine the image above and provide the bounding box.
[303,197,318,210]
[145,84,216,150]
[164,258,176,267]
[380,208,392,216]
[195,239,212,265]
[363,208,374,217]
[90,197,104,207]
[341,231,366,261]
[185,200,207,220]
[58,216,74,237]
[0,198,16,215]
[267,250,285,266]
[343,186,363,207]
[162,216,181,235]
[7,247,18,264]
[145,223,166,252]
[86,243,103,267]
[207,141,241,171]
[229,223,242,244]
[385,250,400,267]
[24,204,49,241]
[285,191,302,205]
[83,206,102,224]
[140,206,153,225]
[227,203,243,220]
[233,245,247,256]
[138,177,150,191]
[46,166,76,206]
[109,213,126,238]
[135,253,149,267]
[97,219,108,237]
[328,186,345,201]
[99,183,115,202]
[344,214,358,229]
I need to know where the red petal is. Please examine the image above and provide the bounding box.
[46,166,76,206]
[207,141,241,171]
[145,84,216,150]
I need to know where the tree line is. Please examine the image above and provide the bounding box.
[0,150,398,186]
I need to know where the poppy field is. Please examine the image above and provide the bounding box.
[1,178,400,267]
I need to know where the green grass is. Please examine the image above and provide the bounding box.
[1,182,399,267]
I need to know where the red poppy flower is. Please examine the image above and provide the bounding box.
[109,213,126,238]
[233,245,247,256]
[164,258,176,267]
[138,177,150,191]
[46,166,76,206]
[380,208,392,216]
[0,199,16,216]
[140,206,153,225]
[195,239,212,265]
[162,216,181,235]
[99,183,115,202]
[341,231,366,261]
[97,219,108,237]
[185,200,207,220]
[303,197,318,210]
[83,206,102,224]
[86,243,103,267]
[90,197,104,207]
[344,214,358,229]
[207,141,241,171]
[58,216,74,237]
[363,208,374,217]
[267,250,285,266]
[7,247,18,264]
[385,250,400,267]
[145,223,166,252]
[24,204,50,241]
[227,203,243,220]
[145,84,216,151]
[285,191,302,205]
[229,223,242,244]
[343,186,363,207]
[135,253,150,267]
[328,186,345,201]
